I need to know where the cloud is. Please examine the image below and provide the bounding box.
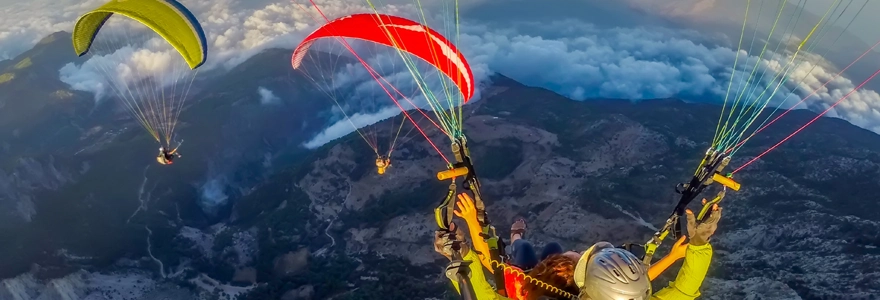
[5,0,880,145]
[58,43,193,102]
[463,18,880,130]
[257,86,280,105]
[303,104,404,149]
[198,176,228,216]
[303,12,880,148]
[458,21,729,101]
[298,41,466,149]
[782,57,880,132]
[623,0,720,19]
[0,0,105,60]
[51,0,460,103]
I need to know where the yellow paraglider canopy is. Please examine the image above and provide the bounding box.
[71,0,208,69]
[70,0,207,147]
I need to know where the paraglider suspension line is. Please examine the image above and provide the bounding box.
[303,0,451,165]
[733,65,880,174]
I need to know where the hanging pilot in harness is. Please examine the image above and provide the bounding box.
[376,155,391,175]
[156,146,181,165]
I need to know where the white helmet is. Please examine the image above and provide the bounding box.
[574,242,651,300]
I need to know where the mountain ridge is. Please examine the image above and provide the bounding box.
[0,32,879,300]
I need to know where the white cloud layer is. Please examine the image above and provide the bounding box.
[624,0,720,19]
[303,104,404,149]
[49,0,453,103]
[2,0,880,145]
[257,86,280,105]
[198,177,228,216]
[303,15,880,146]
[0,0,104,59]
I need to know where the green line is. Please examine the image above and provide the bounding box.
[729,0,864,155]
[718,0,774,149]
[364,0,461,138]
[717,0,788,147]
[717,0,805,149]
[713,0,752,148]
[366,0,467,140]
[721,0,838,150]
[720,0,841,151]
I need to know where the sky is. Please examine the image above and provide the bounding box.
[795,0,880,44]
[2,0,880,148]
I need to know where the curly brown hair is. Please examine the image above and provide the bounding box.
[522,254,580,300]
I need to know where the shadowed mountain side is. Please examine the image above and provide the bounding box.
[234,74,880,299]
[0,46,349,279]
[0,38,878,299]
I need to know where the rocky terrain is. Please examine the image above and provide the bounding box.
[273,76,880,300]
[0,32,879,300]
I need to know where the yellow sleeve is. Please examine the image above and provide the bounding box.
[651,243,713,300]
[450,249,510,300]
[648,252,682,281]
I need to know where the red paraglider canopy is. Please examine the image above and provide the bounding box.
[291,13,475,103]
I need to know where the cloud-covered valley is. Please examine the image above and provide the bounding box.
[2,0,880,146]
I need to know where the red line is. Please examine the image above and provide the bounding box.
[296,2,449,142]
[733,67,880,174]
[306,1,451,165]
[370,67,451,137]
[726,38,880,154]
[293,3,447,137]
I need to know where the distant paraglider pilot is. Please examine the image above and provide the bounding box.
[376,155,391,175]
[157,146,181,165]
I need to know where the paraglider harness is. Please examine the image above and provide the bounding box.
[619,148,741,264]
[436,222,478,300]
[376,155,391,174]
[432,144,741,300]
[157,140,183,165]
[434,136,510,298]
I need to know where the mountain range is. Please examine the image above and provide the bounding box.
[0,31,878,300]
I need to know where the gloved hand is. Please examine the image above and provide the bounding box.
[685,204,722,246]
